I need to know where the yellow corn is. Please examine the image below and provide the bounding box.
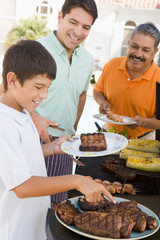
[126,156,160,172]
[120,149,159,160]
[126,139,160,153]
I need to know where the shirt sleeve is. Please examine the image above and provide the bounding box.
[94,63,109,92]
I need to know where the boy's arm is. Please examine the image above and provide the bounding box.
[41,135,73,157]
[13,174,116,204]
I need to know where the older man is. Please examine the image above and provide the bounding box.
[93,23,160,139]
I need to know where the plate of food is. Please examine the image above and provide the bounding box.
[61,132,128,157]
[54,196,160,240]
[93,112,137,125]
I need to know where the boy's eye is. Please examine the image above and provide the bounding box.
[35,86,41,89]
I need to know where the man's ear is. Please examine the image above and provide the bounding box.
[154,48,159,56]
[7,72,18,89]
[57,11,63,24]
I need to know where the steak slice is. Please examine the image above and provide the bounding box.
[52,200,80,225]
[78,197,110,211]
[74,211,122,239]
[118,201,146,232]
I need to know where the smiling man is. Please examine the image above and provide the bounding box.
[30,0,98,203]
[93,23,160,139]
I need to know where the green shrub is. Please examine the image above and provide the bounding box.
[5,16,51,49]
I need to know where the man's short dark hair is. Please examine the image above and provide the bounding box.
[130,23,160,50]
[2,40,57,91]
[61,0,98,24]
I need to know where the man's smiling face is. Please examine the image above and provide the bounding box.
[56,7,93,55]
[126,33,158,72]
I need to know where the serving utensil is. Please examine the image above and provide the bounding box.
[69,155,85,166]
[49,124,65,132]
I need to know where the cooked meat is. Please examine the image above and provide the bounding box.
[79,133,107,151]
[138,210,158,229]
[117,212,135,238]
[52,200,80,225]
[74,211,122,239]
[78,197,110,211]
[101,159,136,181]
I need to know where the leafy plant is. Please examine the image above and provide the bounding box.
[5,16,51,49]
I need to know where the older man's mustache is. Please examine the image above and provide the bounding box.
[129,54,146,62]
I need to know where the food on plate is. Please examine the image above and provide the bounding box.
[78,196,110,211]
[101,157,136,181]
[126,156,160,172]
[54,198,157,239]
[126,139,160,153]
[77,198,157,234]
[94,179,136,195]
[52,200,80,225]
[79,132,107,151]
[74,211,123,238]
[106,110,123,122]
[120,148,159,160]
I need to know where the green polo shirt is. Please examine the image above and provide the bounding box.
[36,32,94,137]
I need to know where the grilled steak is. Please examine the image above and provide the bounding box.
[78,197,110,211]
[52,200,80,225]
[142,212,158,229]
[101,158,136,181]
[74,211,122,239]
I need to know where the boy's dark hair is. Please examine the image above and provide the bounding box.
[2,40,57,91]
[61,0,98,24]
[130,23,160,50]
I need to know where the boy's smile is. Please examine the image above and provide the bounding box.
[1,73,52,112]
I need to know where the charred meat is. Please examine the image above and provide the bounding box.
[74,211,122,239]
[52,200,80,225]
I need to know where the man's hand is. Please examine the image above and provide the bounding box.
[99,102,110,114]
[127,115,144,129]
[31,112,60,143]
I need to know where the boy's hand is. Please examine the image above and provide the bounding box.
[42,135,73,157]
[77,176,116,204]
[51,135,73,154]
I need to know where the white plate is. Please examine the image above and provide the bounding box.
[61,132,128,157]
[93,114,137,125]
[55,196,160,240]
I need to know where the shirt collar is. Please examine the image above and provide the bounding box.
[0,102,30,126]
[52,31,80,57]
[119,56,157,81]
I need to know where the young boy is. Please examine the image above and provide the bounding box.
[0,40,115,240]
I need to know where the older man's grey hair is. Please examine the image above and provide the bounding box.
[130,23,160,50]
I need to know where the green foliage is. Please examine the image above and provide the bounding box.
[108,126,117,133]
[90,74,96,84]
[5,16,51,49]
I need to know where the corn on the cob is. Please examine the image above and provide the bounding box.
[120,149,159,160]
[126,156,160,172]
[126,139,160,153]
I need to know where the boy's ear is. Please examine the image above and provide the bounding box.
[7,72,18,89]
